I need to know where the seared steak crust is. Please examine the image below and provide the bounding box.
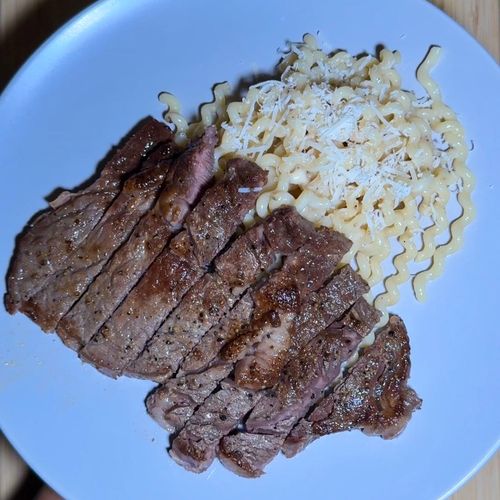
[222,232,351,391]
[218,298,379,477]
[5,117,173,314]
[21,158,170,331]
[126,207,317,382]
[169,381,261,473]
[56,128,217,350]
[81,159,267,377]
[283,315,421,457]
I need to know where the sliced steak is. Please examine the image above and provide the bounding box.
[126,273,237,380]
[80,159,267,377]
[247,298,380,435]
[218,433,282,478]
[144,293,255,434]
[20,157,170,331]
[183,158,266,267]
[169,381,261,473]
[183,264,366,377]
[283,315,421,458]
[56,128,217,350]
[146,364,232,433]
[80,232,202,377]
[167,231,353,474]
[126,207,317,382]
[180,291,254,375]
[214,206,317,294]
[218,299,379,477]
[5,117,172,314]
[222,229,351,390]
[290,264,370,354]
[223,310,295,390]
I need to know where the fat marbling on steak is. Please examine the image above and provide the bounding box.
[221,229,351,391]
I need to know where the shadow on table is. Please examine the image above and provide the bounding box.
[1,431,62,500]
[0,0,95,92]
[8,472,48,500]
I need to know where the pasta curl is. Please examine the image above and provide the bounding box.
[160,37,474,321]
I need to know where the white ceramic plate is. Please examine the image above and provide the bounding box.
[1,1,499,498]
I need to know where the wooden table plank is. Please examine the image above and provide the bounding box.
[431,0,500,61]
[0,0,498,499]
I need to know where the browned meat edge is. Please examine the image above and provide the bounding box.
[5,117,172,314]
[218,433,283,478]
[146,265,366,435]
[169,381,261,473]
[144,293,254,434]
[221,229,351,391]
[146,364,233,433]
[166,234,352,473]
[247,298,380,434]
[180,291,254,376]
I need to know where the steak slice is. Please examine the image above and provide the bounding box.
[283,315,421,458]
[180,291,254,375]
[222,229,351,390]
[182,264,366,377]
[218,299,379,477]
[5,117,172,314]
[167,230,352,474]
[218,433,282,478]
[80,159,267,377]
[183,159,266,267]
[126,207,317,382]
[247,298,380,435]
[56,128,217,350]
[80,232,202,377]
[169,381,261,473]
[290,265,370,354]
[126,273,238,381]
[144,293,255,434]
[146,364,232,432]
[20,156,171,331]
[214,206,317,293]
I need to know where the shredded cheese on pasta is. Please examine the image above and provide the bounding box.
[161,35,475,323]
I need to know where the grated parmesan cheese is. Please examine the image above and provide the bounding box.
[215,37,462,243]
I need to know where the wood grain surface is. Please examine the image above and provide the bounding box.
[0,0,498,499]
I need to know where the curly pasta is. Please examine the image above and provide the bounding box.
[160,36,474,321]
[161,82,232,147]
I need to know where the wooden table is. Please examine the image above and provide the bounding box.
[0,0,498,499]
